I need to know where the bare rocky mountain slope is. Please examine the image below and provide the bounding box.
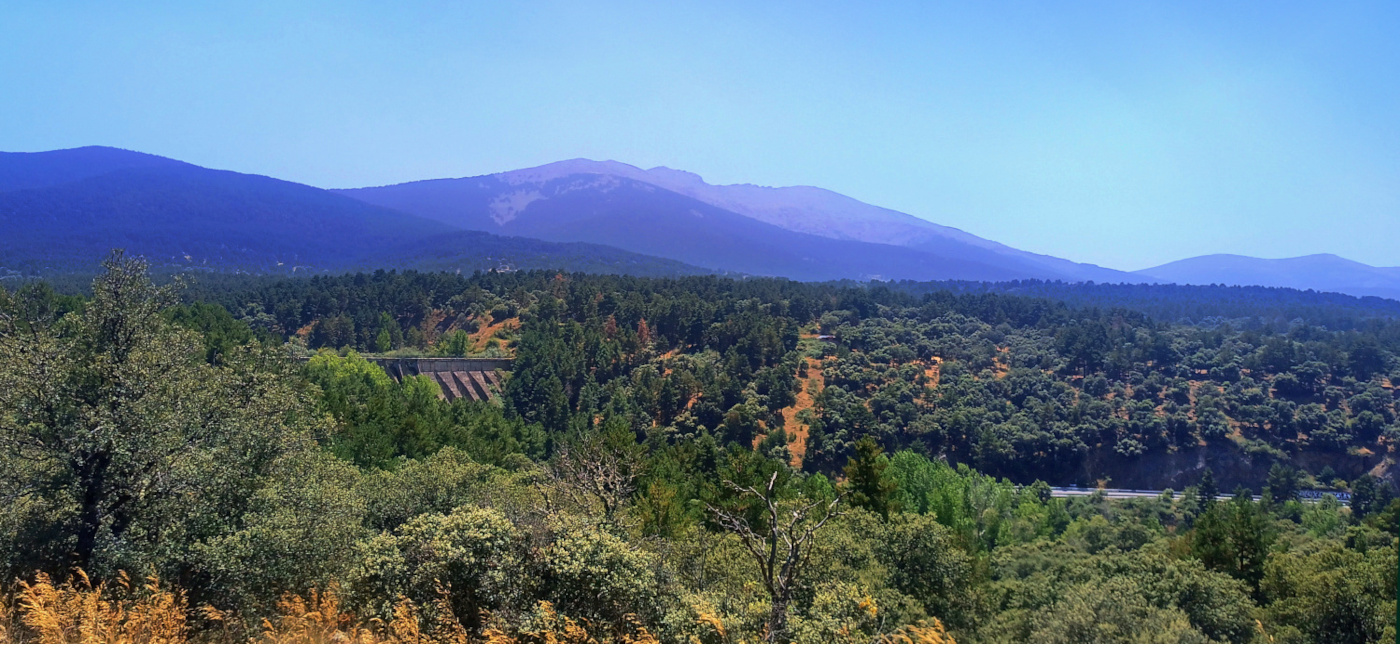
[340,159,1147,283]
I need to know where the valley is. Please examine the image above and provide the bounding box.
[1,150,1397,644]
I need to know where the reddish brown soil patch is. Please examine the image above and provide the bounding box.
[993,347,1010,379]
[470,316,520,352]
[296,320,317,339]
[421,310,449,345]
[657,349,680,375]
[924,356,942,387]
[782,357,828,468]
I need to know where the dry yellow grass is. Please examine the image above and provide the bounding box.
[692,600,726,642]
[4,574,449,644]
[1,590,15,643]
[470,316,520,352]
[257,583,473,644]
[0,574,677,644]
[483,601,657,644]
[880,618,956,644]
[12,570,188,643]
[259,585,380,644]
[781,356,829,467]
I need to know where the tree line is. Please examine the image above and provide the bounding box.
[0,253,1394,643]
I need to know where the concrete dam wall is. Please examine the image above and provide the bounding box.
[363,357,512,402]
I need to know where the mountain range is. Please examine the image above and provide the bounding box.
[2,146,1397,301]
[0,148,702,278]
[1138,254,1400,301]
[339,159,1141,283]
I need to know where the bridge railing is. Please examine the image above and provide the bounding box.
[1049,486,1352,503]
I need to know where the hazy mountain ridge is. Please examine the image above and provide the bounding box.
[523,159,1146,283]
[0,146,186,193]
[5,147,1397,297]
[340,161,1150,283]
[0,155,450,273]
[0,147,710,278]
[1139,254,1400,301]
[347,158,1145,283]
[344,171,1050,281]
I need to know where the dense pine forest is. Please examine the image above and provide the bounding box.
[1,253,1396,643]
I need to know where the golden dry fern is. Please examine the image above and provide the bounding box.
[879,617,957,644]
[258,582,470,644]
[12,570,188,643]
[691,599,727,643]
[3,573,454,645]
[482,600,657,644]
[2,573,664,644]
[259,584,379,644]
[0,590,16,643]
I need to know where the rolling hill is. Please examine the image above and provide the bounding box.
[0,146,193,193]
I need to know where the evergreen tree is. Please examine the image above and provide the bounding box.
[0,252,313,574]
[1265,463,1302,504]
[1197,469,1219,510]
[844,436,901,518]
[1349,474,1385,519]
[1192,490,1272,593]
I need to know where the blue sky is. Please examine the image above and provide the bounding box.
[2,1,1396,270]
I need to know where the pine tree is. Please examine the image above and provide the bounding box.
[1197,469,1219,510]
[844,436,900,518]
[1266,463,1301,503]
[1191,490,1273,594]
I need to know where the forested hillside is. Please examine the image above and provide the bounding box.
[0,254,1395,643]
[186,265,1400,489]
[877,278,1400,326]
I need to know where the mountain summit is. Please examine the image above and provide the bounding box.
[6,147,1397,299]
[339,159,1144,283]
[0,147,703,277]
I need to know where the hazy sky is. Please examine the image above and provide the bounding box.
[2,1,1396,270]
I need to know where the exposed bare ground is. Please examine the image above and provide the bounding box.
[993,346,1010,378]
[295,320,317,339]
[420,309,449,345]
[923,356,942,387]
[470,316,520,352]
[781,357,828,468]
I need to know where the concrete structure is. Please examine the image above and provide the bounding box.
[363,356,512,402]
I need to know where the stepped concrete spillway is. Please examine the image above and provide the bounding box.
[363,356,512,402]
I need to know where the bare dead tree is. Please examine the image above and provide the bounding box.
[538,432,644,526]
[706,471,841,643]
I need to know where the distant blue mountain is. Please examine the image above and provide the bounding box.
[0,147,706,278]
[344,173,1045,281]
[339,160,1148,283]
[0,146,184,193]
[8,147,1394,295]
[1138,254,1400,301]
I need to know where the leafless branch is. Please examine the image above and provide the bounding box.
[706,471,842,642]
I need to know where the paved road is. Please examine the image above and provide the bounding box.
[1050,487,1350,503]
